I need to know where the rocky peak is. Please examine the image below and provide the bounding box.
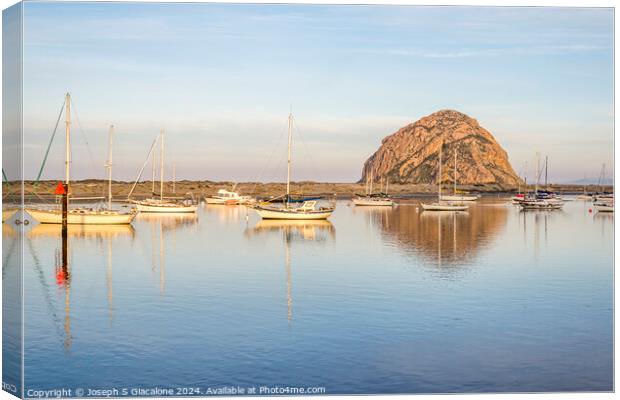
[361,110,520,186]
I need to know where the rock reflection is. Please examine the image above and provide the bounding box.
[245,220,335,322]
[377,202,509,266]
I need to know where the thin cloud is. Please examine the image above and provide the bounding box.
[361,44,610,59]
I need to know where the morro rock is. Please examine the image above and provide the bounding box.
[361,110,520,186]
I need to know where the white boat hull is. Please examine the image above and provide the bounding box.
[421,203,468,211]
[135,202,197,213]
[594,203,614,212]
[439,195,479,202]
[518,200,563,210]
[352,198,394,206]
[27,209,136,224]
[254,206,334,220]
[205,197,229,205]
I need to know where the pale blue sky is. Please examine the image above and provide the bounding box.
[20,2,613,183]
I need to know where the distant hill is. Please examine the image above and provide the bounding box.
[361,110,520,186]
[561,177,614,185]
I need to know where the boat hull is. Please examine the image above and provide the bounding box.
[135,202,197,213]
[254,206,334,220]
[439,195,479,202]
[594,203,614,212]
[27,209,136,224]
[352,198,394,206]
[518,201,563,210]
[205,197,228,205]
[421,203,468,211]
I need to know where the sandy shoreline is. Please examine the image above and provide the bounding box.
[3,180,612,202]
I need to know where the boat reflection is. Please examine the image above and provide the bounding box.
[27,223,135,239]
[376,202,508,266]
[245,219,335,322]
[246,219,335,242]
[203,203,250,223]
[135,212,198,232]
[25,222,129,350]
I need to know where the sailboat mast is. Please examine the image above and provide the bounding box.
[152,141,157,195]
[106,125,114,210]
[534,153,540,193]
[453,148,457,195]
[160,129,165,200]
[286,112,292,205]
[172,163,176,194]
[438,142,442,199]
[545,156,548,190]
[65,93,71,185]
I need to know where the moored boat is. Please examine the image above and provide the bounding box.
[421,203,468,211]
[518,198,563,210]
[353,173,395,206]
[252,112,335,220]
[439,149,479,203]
[27,208,136,225]
[254,200,334,220]
[127,130,197,213]
[134,199,197,213]
[205,188,253,205]
[352,196,395,206]
[421,140,469,212]
[26,96,135,225]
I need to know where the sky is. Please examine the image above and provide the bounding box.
[15,2,614,183]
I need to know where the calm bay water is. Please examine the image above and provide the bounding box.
[8,198,613,394]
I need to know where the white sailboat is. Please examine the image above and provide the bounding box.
[253,112,335,220]
[518,154,564,211]
[594,201,614,212]
[422,142,468,212]
[440,148,479,202]
[27,96,136,225]
[132,130,197,213]
[352,174,395,206]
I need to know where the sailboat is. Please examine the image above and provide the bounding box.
[131,130,197,213]
[440,149,479,202]
[253,112,335,220]
[519,155,563,210]
[422,142,468,211]
[352,173,395,206]
[27,96,136,225]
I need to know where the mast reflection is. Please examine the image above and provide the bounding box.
[245,220,335,321]
[26,223,136,350]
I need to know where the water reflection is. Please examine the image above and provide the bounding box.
[25,222,138,351]
[28,224,135,239]
[203,204,249,224]
[135,212,198,232]
[376,202,509,266]
[246,219,336,242]
[245,220,335,321]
